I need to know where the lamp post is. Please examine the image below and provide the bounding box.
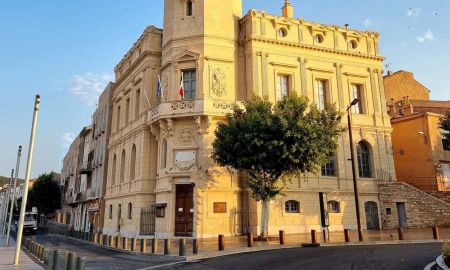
[347,98,363,242]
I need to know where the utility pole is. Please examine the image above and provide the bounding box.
[1,170,14,235]
[347,98,364,242]
[14,95,40,265]
[6,146,22,246]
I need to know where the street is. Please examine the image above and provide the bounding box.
[160,243,440,270]
[27,233,183,270]
[27,232,441,270]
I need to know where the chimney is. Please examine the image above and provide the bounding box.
[282,0,294,18]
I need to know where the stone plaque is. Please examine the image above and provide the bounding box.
[213,202,227,213]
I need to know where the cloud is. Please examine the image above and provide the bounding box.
[67,72,113,106]
[407,8,421,17]
[61,132,76,150]
[417,30,434,43]
[363,19,371,27]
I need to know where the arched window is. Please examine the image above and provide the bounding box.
[161,139,168,169]
[285,200,300,213]
[111,154,117,185]
[357,141,372,178]
[130,144,137,180]
[186,0,193,16]
[120,150,126,183]
[128,203,132,219]
[109,205,113,219]
[327,200,340,213]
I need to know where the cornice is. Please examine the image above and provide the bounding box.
[246,36,385,61]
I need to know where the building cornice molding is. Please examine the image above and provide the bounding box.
[246,36,385,61]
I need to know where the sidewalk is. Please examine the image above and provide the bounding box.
[0,236,42,270]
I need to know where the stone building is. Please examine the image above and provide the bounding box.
[102,0,396,238]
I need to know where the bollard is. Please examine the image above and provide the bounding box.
[247,233,253,247]
[311,230,317,244]
[122,237,128,250]
[67,252,77,270]
[179,239,186,256]
[61,251,69,270]
[151,239,157,254]
[38,245,44,261]
[279,230,285,245]
[344,229,350,243]
[51,250,59,270]
[433,227,440,240]
[218,235,224,251]
[47,250,55,270]
[140,239,147,253]
[115,236,120,248]
[98,234,103,245]
[131,238,137,252]
[192,239,198,254]
[76,257,86,270]
[110,235,114,247]
[43,248,49,265]
[398,227,404,240]
[164,239,170,255]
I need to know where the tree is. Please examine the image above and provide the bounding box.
[212,95,342,239]
[28,173,61,215]
[441,112,450,140]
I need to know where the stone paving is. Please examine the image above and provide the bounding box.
[0,236,42,270]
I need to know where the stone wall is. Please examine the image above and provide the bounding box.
[426,191,450,204]
[378,181,450,229]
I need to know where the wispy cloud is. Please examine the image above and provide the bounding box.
[417,30,434,43]
[67,72,113,106]
[61,132,76,150]
[363,19,371,27]
[407,8,421,17]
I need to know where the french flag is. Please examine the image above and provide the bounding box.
[179,73,185,100]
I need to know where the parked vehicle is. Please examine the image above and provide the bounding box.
[14,212,38,234]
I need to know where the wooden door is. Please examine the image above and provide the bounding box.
[175,184,194,236]
[364,201,380,230]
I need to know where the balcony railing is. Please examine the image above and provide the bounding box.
[79,159,93,174]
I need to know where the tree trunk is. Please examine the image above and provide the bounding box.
[259,199,270,240]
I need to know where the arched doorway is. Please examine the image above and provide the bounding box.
[364,201,380,230]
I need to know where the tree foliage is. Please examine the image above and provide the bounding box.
[212,95,342,237]
[28,173,61,215]
[441,112,450,141]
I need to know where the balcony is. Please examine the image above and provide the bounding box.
[79,159,93,174]
[148,99,240,124]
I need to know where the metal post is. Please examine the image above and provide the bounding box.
[279,230,285,245]
[140,239,147,253]
[151,239,157,254]
[14,95,40,265]
[218,235,224,251]
[433,227,439,240]
[76,257,86,270]
[347,104,364,242]
[192,239,198,254]
[311,230,317,244]
[67,252,77,270]
[397,227,404,240]
[6,146,22,246]
[344,229,350,242]
[247,232,253,247]
[179,239,186,256]
[1,170,14,236]
[164,239,170,255]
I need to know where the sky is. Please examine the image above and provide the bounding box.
[0,0,449,179]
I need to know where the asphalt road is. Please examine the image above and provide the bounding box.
[161,243,441,270]
[27,232,183,270]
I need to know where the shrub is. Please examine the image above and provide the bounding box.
[443,241,450,266]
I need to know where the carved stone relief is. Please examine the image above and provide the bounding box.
[210,67,227,98]
[176,129,196,147]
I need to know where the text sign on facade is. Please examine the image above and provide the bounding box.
[213,202,227,213]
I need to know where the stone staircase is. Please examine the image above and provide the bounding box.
[425,190,450,204]
[378,181,450,229]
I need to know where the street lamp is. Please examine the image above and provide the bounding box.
[347,98,363,242]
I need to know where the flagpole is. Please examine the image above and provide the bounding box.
[6,146,22,247]
[142,87,152,110]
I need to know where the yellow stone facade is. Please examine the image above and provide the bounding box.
[102,0,396,238]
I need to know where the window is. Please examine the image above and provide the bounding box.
[327,201,340,213]
[120,150,126,183]
[130,145,137,180]
[161,139,168,169]
[443,139,450,151]
[314,34,324,43]
[315,79,328,110]
[351,84,364,114]
[278,28,288,37]
[125,98,130,124]
[135,90,140,119]
[285,200,300,213]
[321,156,337,177]
[128,203,132,219]
[186,0,193,16]
[109,205,113,219]
[277,75,289,100]
[182,70,196,100]
[111,154,117,185]
[357,141,372,178]
[116,106,121,131]
[349,40,358,49]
